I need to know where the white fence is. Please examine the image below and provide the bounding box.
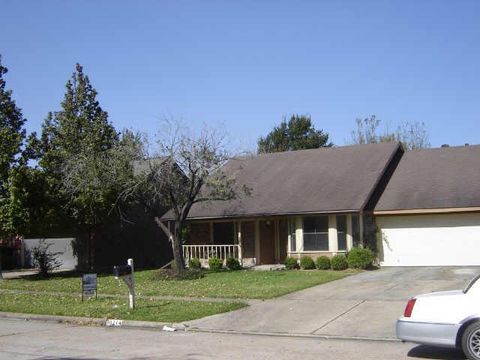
[182,244,241,264]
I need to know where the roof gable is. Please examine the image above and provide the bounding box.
[375,145,480,212]
[180,142,401,220]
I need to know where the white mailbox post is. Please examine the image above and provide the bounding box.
[113,258,135,310]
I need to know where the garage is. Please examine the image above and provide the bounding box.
[23,238,78,270]
[377,212,480,266]
[374,145,480,267]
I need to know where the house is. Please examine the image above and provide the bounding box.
[375,145,480,266]
[164,142,404,266]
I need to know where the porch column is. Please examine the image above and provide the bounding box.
[346,214,353,251]
[328,215,338,254]
[237,221,243,262]
[295,216,303,252]
[254,220,260,264]
[359,212,364,247]
[287,220,292,256]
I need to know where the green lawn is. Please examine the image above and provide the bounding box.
[0,292,245,323]
[0,269,355,322]
[0,269,354,299]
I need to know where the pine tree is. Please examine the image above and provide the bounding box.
[38,63,119,268]
[0,56,26,196]
[0,56,28,277]
[39,63,117,174]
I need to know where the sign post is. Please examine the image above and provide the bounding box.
[82,273,97,301]
[113,258,135,310]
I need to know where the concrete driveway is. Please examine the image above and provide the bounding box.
[188,267,480,339]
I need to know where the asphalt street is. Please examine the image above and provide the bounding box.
[0,318,468,360]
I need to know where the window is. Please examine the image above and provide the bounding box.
[337,215,347,251]
[303,216,329,251]
[213,222,234,245]
[288,219,296,251]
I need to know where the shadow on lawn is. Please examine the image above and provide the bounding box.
[14,270,80,280]
[16,268,144,281]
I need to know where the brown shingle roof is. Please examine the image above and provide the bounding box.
[375,145,480,212]
[167,142,401,220]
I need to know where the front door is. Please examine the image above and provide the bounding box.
[259,220,275,264]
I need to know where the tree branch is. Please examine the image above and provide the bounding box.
[154,216,173,244]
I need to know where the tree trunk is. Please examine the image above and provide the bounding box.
[0,256,3,280]
[154,217,185,277]
[172,221,186,277]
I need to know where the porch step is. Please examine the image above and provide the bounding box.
[251,264,286,271]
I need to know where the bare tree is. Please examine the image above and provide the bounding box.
[351,116,430,150]
[130,121,249,277]
[394,121,430,150]
[351,115,382,145]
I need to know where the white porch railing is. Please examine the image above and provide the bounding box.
[182,244,242,263]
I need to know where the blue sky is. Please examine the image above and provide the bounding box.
[2,0,479,150]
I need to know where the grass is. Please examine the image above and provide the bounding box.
[0,269,355,299]
[0,292,246,323]
[0,268,355,322]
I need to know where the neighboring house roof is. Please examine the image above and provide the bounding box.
[375,145,480,214]
[169,142,401,220]
[133,157,169,176]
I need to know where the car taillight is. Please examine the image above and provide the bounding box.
[404,298,416,317]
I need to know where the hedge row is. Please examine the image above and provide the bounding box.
[188,257,242,271]
[284,248,374,271]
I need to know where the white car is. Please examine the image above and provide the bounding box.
[397,274,480,360]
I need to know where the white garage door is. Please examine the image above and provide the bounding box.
[377,213,480,266]
[23,238,78,270]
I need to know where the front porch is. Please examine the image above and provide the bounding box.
[182,214,363,266]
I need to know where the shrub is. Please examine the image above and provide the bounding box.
[226,257,242,270]
[208,257,223,271]
[284,257,299,270]
[153,268,204,281]
[181,269,205,280]
[188,257,201,269]
[316,256,331,270]
[347,248,375,269]
[32,239,63,277]
[299,256,315,270]
[331,254,348,270]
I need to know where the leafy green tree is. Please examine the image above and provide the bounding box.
[0,56,26,191]
[0,56,28,277]
[37,63,120,268]
[257,114,332,153]
[0,167,60,238]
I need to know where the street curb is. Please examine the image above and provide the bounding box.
[0,311,173,330]
[0,311,106,326]
[0,311,402,343]
[187,327,402,343]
